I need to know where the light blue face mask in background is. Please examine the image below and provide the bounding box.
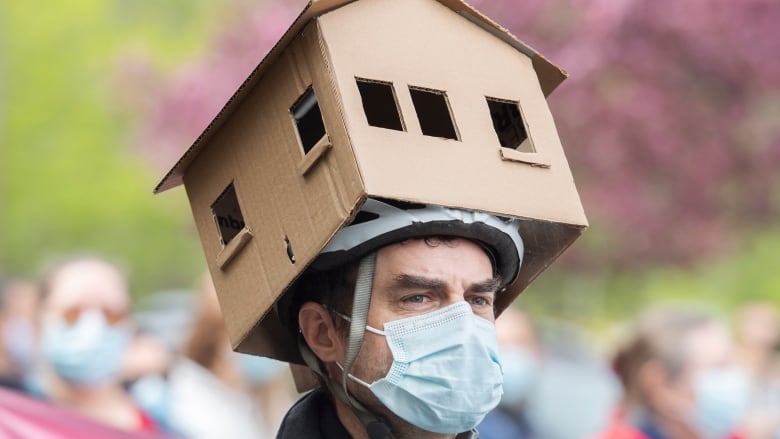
[691,366,751,439]
[338,301,504,435]
[2,317,36,371]
[42,309,130,386]
[234,352,287,386]
[130,373,173,430]
[499,346,539,407]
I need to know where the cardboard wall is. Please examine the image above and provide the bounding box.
[320,0,584,225]
[184,21,365,357]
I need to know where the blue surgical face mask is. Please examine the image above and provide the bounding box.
[500,346,539,407]
[2,317,36,371]
[129,374,172,431]
[234,352,287,386]
[691,366,751,439]
[42,309,130,387]
[338,301,504,434]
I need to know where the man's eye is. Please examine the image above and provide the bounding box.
[404,295,427,304]
[469,296,492,307]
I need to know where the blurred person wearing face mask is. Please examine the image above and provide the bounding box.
[36,255,159,432]
[121,332,179,435]
[0,279,39,392]
[163,273,294,439]
[478,306,540,439]
[734,303,780,400]
[733,303,780,439]
[592,307,755,439]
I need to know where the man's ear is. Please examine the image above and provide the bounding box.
[299,302,343,363]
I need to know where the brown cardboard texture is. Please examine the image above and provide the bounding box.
[155,0,587,369]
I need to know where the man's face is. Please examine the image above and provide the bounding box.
[651,322,740,426]
[341,237,499,429]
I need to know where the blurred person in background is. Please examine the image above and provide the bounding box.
[36,255,160,433]
[0,279,39,392]
[478,306,540,439]
[593,306,779,439]
[163,272,294,438]
[733,302,780,439]
[734,303,780,404]
[481,305,620,439]
[121,331,180,435]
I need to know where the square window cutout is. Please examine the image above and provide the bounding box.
[356,79,404,131]
[212,183,245,246]
[409,87,459,140]
[486,97,534,153]
[291,88,327,154]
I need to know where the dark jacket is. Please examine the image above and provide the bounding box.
[276,387,351,439]
[276,387,480,439]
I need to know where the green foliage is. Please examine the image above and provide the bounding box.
[0,0,219,297]
[519,227,780,330]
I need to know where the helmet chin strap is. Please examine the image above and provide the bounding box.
[342,252,375,403]
[298,252,394,439]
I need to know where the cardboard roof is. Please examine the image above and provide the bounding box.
[153,0,568,194]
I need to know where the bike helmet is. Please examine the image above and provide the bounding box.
[278,197,524,330]
[311,197,524,283]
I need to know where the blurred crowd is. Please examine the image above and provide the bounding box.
[0,255,295,438]
[478,303,780,439]
[1,254,779,439]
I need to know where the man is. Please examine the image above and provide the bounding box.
[592,307,775,439]
[275,198,524,439]
[36,255,159,432]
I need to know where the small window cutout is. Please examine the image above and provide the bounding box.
[486,98,534,153]
[409,87,458,140]
[291,88,327,154]
[212,183,246,246]
[356,79,404,131]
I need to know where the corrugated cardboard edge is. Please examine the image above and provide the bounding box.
[153,0,568,194]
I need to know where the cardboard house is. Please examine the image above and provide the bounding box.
[155,0,588,364]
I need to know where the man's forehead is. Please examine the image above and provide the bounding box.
[47,260,129,309]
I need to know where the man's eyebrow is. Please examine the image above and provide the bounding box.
[466,276,502,294]
[389,274,502,294]
[390,274,446,292]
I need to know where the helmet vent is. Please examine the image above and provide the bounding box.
[351,210,380,225]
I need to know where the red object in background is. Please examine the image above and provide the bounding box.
[0,387,169,439]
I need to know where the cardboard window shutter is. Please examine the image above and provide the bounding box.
[486,97,534,153]
[409,87,459,140]
[212,183,245,246]
[356,79,404,131]
[291,88,327,154]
